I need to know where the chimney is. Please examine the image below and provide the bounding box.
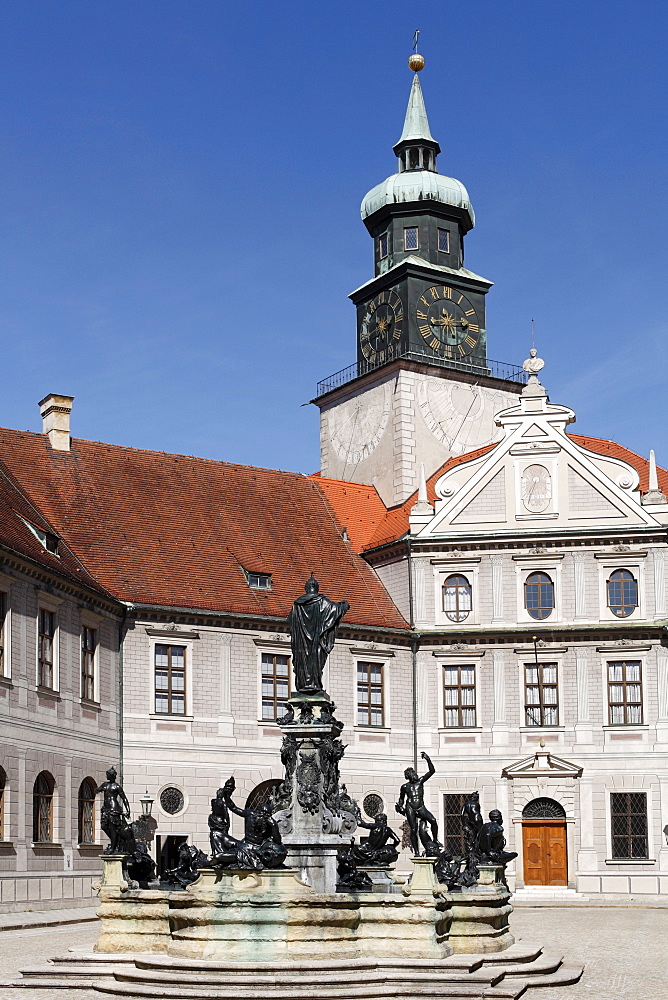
[39,394,74,451]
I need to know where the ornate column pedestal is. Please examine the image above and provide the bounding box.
[272,697,357,894]
[402,855,440,896]
[95,854,131,891]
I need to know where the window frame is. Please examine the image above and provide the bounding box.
[523,660,560,727]
[442,663,477,728]
[0,766,6,842]
[153,643,188,716]
[260,650,292,722]
[356,660,385,728]
[81,626,98,703]
[443,792,468,855]
[607,659,643,725]
[608,791,649,860]
[37,608,56,691]
[514,555,563,625]
[442,573,473,623]
[77,778,97,845]
[0,587,8,680]
[433,559,481,628]
[524,571,555,621]
[403,226,419,251]
[32,771,55,844]
[606,568,638,619]
[378,232,389,260]
[437,228,450,253]
[596,555,646,622]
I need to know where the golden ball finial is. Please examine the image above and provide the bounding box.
[408,53,425,72]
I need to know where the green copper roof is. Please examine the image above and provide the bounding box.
[397,73,435,144]
[361,170,474,222]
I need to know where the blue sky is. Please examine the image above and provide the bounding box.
[0,1,666,475]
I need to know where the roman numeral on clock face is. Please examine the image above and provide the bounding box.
[464,334,477,348]
[419,324,431,336]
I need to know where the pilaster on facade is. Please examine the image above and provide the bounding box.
[392,375,417,504]
[653,548,666,619]
[491,648,510,746]
[491,555,504,624]
[573,551,588,620]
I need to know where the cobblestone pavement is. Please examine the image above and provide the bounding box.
[512,907,668,1000]
[0,907,666,999]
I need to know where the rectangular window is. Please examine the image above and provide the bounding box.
[248,572,272,589]
[404,226,419,251]
[524,662,559,726]
[81,627,97,702]
[0,591,5,676]
[438,228,450,253]
[154,644,186,715]
[608,660,643,725]
[443,664,476,727]
[610,792,648,859]
[38,609,55,689]
[357,661,384,727]
[443,793,467,855]
[261,652,290,721]
[378,232,389,259]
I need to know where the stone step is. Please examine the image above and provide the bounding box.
[95,982,522,1000]
[448,943,543,966]
[489,953,564,978]
[112,967,503,989]
[20,963,120,980]
[521,965,584,989]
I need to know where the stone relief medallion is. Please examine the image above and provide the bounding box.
[417,381,506,456]
[327,382,391,466]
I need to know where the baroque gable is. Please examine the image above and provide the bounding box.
[412,380,665,538]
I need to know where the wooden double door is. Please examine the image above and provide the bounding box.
[522,819,568,885]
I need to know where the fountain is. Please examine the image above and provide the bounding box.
[10,578,583,998]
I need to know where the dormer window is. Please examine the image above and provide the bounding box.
[378,232,389,260]
[404,227,419,251]
[245,570,272,590]
[18,515,59,555]
[438,228,450,253]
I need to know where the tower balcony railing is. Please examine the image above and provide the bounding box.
[315,348,528,398]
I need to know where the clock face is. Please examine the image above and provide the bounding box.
[521,464,552,513]
[360,290,404,364]
[416,285,481,358]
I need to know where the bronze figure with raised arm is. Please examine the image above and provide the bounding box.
[395,751,440,856]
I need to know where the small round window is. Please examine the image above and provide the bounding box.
[160,786,185,815]
[363,793,384,819]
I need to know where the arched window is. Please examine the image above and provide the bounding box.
[607,569,638,618]
[522,797,566,819]
[32,771,54,843]
[443,574,472,622]
[78,778,96,844]
[524,572,554,620]
[0,766,6,841]
[245,778,283,813]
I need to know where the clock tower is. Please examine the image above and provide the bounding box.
[315,53,526,507]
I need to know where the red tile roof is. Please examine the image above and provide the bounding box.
[313,477,389,551]
[0,462,108,595]
[568,434,668,494]
[361,444,499,551]
[0,429,408,630]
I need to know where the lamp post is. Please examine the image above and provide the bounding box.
[139,789,154,820]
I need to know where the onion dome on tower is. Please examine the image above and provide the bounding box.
[361,54,475,249]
